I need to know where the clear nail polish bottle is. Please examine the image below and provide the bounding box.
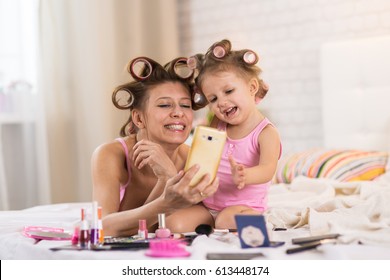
[155,213,171,238]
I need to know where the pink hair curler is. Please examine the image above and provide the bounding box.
[213,45,227,58]
[187,56,198,70]
[243,51,258,65]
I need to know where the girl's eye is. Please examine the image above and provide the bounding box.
[225,89,234,94]
[158,104,172,108]
[208,97,217,103]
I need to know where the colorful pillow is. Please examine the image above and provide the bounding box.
[273,149,388,184]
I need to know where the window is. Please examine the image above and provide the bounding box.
[0,0,48,210]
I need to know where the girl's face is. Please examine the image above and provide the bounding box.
[201,71,257,125]
[141,82,193,145]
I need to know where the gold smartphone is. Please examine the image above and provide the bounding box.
[184,126,226,187]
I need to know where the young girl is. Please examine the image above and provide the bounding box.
[188,39,282,229]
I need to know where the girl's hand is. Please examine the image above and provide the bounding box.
[228,156,246,189]
[162,165,219,208]
[132,139,177,179]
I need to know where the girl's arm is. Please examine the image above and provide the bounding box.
[230,125,281,188]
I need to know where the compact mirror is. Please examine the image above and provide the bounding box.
[24,226,72,241]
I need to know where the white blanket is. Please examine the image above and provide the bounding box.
[1,174,390,259]
[266,173,390,246]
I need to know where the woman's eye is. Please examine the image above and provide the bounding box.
[158,104,172,108]
[181,104,192,109]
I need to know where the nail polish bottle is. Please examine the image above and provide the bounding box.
[90,201,99,246]
[97,206,104,244]
[155,213,171,238]
[138,219,148,240]
[79,207,89,248]
[71,210,81,245]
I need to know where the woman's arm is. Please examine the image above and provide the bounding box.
[92,142,217,237]
[132,139,183,204]
[91,142,124,217]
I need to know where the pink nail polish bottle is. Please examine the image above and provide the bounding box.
[138,219,148,240]
[155,213,171,238]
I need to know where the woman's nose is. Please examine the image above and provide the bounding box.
[171,106,184,117]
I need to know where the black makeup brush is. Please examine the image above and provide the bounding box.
[195,224,237,236]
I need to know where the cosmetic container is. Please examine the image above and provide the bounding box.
[90,201,99,246]
[98,206,104,244]
[79,207,89,248]
[138,219,148,240]
[71,213,81,245]
[155,213,171,238]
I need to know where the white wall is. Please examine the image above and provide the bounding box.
[178,0,390,154]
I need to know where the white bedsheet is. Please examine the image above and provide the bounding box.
[266,173,390,246]
[1,175,390,260]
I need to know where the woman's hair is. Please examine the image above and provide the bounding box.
[189,39,269,109]
[112,57,196,136]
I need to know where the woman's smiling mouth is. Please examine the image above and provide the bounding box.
[164,124,186,131]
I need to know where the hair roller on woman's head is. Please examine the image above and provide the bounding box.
[164,57,194,80]
[127,56,157,81]
[112,87,135,110]
[113,55,201,135]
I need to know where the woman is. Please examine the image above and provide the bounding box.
[92,56,217,237]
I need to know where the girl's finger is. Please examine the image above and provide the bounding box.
[228,155,237,168]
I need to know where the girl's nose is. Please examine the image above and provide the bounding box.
[217,97,228,109]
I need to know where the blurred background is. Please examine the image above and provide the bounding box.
[1,0,390,210]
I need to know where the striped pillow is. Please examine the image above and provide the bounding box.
[273,149,388,184]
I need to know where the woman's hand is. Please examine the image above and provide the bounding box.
[228,156,246,189]
[132,139,177,179]
[162,165,219,209]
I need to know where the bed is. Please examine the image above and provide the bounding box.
[1,36,390,260]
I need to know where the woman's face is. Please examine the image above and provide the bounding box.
[142,82,193,145]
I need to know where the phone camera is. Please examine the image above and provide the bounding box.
[207,136,213,141]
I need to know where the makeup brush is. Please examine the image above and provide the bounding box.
[195,224,237,236]
[286,239,337,254]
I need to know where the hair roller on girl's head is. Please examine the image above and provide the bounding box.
[191,85,208,110]
[243,50,259,65]
[187,54,205,71]
[209,39,232,59]
[187,56,198,70]
[262,81,269,92]
[255,80,269,102]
